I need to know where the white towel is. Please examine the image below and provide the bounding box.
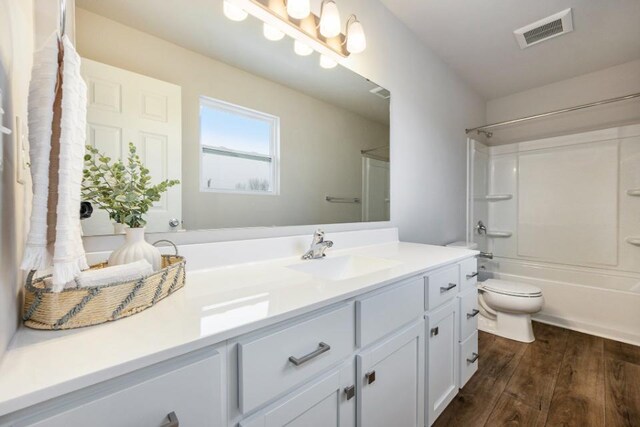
[43,260,154,289]
[22,34,89,291]
[76,260,153,288]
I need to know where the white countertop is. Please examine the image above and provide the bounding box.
[0,240,476,416]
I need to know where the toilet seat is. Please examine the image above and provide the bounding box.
[480,279,542,298]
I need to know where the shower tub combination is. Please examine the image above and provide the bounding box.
[468,124,640,345]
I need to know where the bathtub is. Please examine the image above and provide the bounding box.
[481,257,640,346]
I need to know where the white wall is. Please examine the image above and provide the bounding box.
[486,59,640,145]
[82,0,486,252]
[76,9,390,230]
[0,0,34,362]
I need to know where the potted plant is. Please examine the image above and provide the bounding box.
[82,143,180,270]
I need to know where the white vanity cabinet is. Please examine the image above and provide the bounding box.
[5,348,224,427]
[425,299,459,425]
[0,253,480,427]
[240,363,356,427]
[356,321,425,427]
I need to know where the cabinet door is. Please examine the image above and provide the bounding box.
[426,300,459,426]
[240,363,355,427]
[357,321,425,427]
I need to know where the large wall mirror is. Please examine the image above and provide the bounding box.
[75,0,390,235]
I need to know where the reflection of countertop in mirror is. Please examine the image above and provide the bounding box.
[0,229,477,416]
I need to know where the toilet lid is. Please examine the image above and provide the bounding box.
[481,279,542,297]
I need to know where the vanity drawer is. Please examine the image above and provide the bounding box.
[458,288,479,342]
[238,303,355,414]
[459,257,478,292]
[23,349,223,427]
[356,276,424,348]
[459,331,479,388]
[425,265,459,311]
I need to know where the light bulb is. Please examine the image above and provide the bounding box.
[294,40,313,56]
[319,55,337,69]
[319,0,341,38]
[346,17,366,54]
[223,0,248,21]
[263,23,285,41]
[287,0,310,19]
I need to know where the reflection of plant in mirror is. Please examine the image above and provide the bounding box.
[82,143,180,228]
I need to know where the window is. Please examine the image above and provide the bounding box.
[199,97,279,194]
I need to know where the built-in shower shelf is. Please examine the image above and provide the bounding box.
[486,231,513,238]
[484,194,513,201]
[626,237,640,247]
[627,189,640,197]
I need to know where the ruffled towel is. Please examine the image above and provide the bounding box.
[21,34,88,291]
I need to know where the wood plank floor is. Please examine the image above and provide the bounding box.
[434,322,640,427]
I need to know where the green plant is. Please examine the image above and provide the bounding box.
[82,143,180,228]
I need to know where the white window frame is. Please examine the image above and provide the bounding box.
[199,96,280,195]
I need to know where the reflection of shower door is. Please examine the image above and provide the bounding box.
[362,157,390,221]
[80,59,182,234]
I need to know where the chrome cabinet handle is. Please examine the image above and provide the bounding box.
[289,342,331,366]
[168,218,180,228]
[467,353,479,364]
[440,283,457,293]
[430,327,439,337]
[162,412,179,427]
[365,370,376,384]
[344,385,355,400]
[466,272,478,279]
[467,309,480,319]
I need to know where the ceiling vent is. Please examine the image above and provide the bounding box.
[370,86,391,99]
[514,8,573,49]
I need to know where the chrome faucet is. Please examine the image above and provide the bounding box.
[301,229,334,260]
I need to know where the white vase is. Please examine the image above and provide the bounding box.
[108,228,161,271]
[113,222,127,235]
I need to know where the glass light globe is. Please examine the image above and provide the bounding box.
[287,0,310,19]
[319,55,338,69]
[294,40,313,56]
[346,18,366,54]
[319,1,341,38]
[263,23,285,41]
[223,0,248,21]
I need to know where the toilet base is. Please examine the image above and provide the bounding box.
[478,312,535,343]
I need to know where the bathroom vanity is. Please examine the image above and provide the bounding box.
[0,230,479,427]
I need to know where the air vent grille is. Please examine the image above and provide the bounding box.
[370,86,391,99]
[523,19,563,44]
[514,8,573,49]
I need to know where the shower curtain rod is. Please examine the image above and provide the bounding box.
[465,92,640,137]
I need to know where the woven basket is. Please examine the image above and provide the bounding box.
[23,255,186,330]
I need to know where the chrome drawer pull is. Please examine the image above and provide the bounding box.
[467,353,479,364]
[430,327,439,337]
[344,385,356,400]
[365,370,376,384]
[440,283,457,293]
[289,342,331,366]
[467,309,480,319]
[162,412,179,427]
[466,272,478,279]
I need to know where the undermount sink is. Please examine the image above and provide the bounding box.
[287,255,401,281]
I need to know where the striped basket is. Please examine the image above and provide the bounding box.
[22,255,186,330]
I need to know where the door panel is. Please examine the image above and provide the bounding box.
[80,58,182,234]
[357,321,424,427]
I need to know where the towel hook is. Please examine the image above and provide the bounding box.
[58,0,66,39]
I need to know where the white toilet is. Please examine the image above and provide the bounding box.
[445,241,544,343]
[477,279,544,343]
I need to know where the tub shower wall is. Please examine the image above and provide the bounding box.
[470,124,640,345]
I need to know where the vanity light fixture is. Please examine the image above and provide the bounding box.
[319,0,341,38]
[286,0,310,19]
[345,15,366,54]
[294,40,313,56]
[224,0,366,68]
[319,54,337,69]
[263,23,285,40]
[223,0,248,21]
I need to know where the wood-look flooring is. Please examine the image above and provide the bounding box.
[434,322,640,427]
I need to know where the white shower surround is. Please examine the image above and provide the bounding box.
[470,123,640,345]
